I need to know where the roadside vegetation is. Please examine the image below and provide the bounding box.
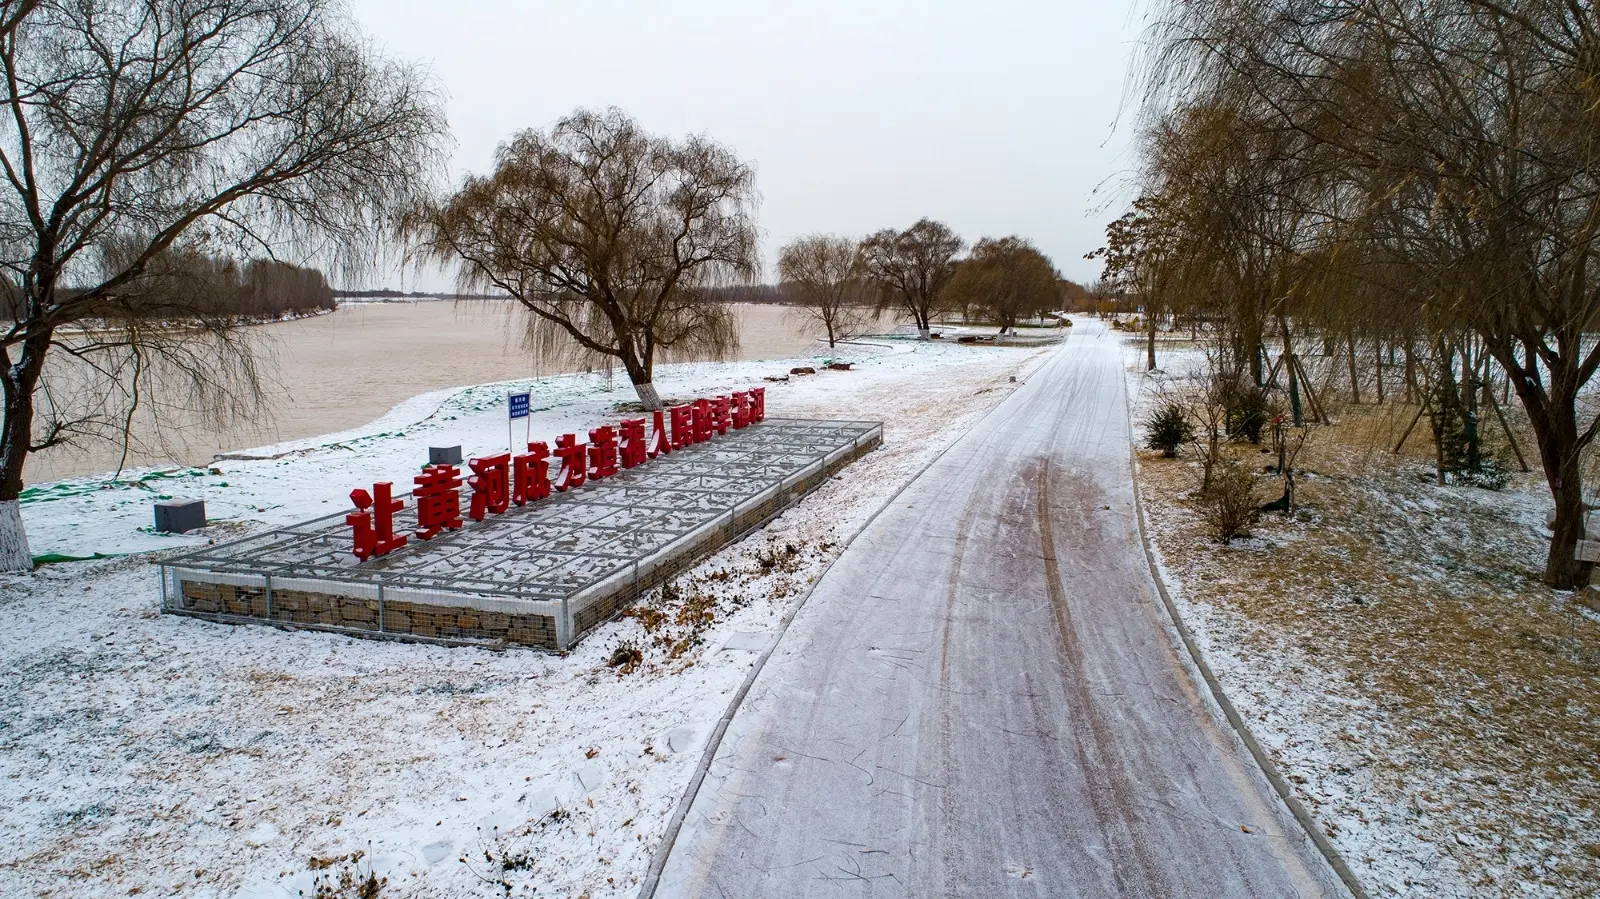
[1096,2,1600,892]
[1128,336,1600,895]
[1104,0,1600,589]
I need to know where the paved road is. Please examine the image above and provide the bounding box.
[655,320,1349,898]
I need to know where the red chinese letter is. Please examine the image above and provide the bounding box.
[349,483,408,560]
[648,409,671,457]
[513,441,551,505]
[588,425,619,479]
[412,464,464,540]
[347,488,375,560]
[710,395,732,435]
[553,433,587,491]
[371,482,407,555]
[731,391,750,429]
[467,453,512,521]
[750,386,766,423]
[620,418,648,468]
[669,404,694,450]
[691,398,713,443]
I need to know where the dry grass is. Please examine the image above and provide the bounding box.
[1137,361,1600,896]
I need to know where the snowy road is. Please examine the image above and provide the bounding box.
[653,320,1351,897]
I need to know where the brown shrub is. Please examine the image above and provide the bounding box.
[1202,461,1260,543]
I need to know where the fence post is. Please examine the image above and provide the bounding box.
[378,581,386,633]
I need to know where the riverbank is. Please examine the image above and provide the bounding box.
[25,302,871,484]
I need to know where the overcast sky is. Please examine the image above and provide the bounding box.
[347,0,1145,291]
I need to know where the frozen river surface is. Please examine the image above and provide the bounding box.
[26,301,835,482]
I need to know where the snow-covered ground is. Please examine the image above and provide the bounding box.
[0,330,1057,897]
[1122,331,1600,898]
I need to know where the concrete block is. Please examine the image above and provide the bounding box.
[154,498,206,534]
[429,445,463,465]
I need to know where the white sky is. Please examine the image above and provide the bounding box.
[347,0,1144,291]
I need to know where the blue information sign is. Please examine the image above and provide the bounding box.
[508,391,530,420]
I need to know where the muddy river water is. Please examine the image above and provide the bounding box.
[26,301,853,483]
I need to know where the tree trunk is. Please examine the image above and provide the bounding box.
[0,328,49,571]
[1488,340,1593,589]
[0,500,28,571]
[1463,346,1481,473]
[1203,429,1219,491]
[1146,313,1158,371]
[914,301,933,340]
[1246,321,1266,386]
[1545,449,1590,589]
[632,381,663,411]
[1531,384,1592,587]
[1280,318,1303,426]
[1346,335,1361,404]
[1375,339,1385,405]
[618,349,664,411]
[1404,340,1417,405]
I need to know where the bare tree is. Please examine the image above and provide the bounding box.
[860,218,963,339]
[944,236,1060,334]
[0,0,447,570]
[410,108,758,411]
[1134,0,1600,586]
[0,1,33,40]
[777,234,870,348]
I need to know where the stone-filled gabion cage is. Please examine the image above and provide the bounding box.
[160,419,882,651]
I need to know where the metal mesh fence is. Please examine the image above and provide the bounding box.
[161,419,882,650]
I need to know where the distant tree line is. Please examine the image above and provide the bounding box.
[0,254,335,323]
[776,220,1068,346]
[333,288,508,300]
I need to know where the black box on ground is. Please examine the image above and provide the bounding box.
[154,499,206,534]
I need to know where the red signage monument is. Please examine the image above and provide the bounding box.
[344,387,766,560]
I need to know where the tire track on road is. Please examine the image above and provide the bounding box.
[1036,457,1170,896]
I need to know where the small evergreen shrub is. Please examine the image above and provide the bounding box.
[1145,403,1194,457]
[1225,382,1271,443]
[1455,456,1511,490]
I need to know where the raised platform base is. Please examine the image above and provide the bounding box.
[161,419,881,651]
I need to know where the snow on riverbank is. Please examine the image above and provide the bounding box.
[0,334,1058,898]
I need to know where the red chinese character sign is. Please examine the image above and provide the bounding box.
[513,442,551,505]
[347,482,407,560]
[467,453,511,521]
[620,419,648,468]
[588,425,619,480]
[413,464,465,539]
[346,386,774,559]
[553,433,587,491]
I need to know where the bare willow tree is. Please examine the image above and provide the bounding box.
[860,218,963,339]
[777,234,870,348]
[1134,0,1600,586]
[943,236,1061,334]
[0,0,447,570]
[411,108,759,410]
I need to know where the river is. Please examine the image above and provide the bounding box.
[25,301,858,483]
